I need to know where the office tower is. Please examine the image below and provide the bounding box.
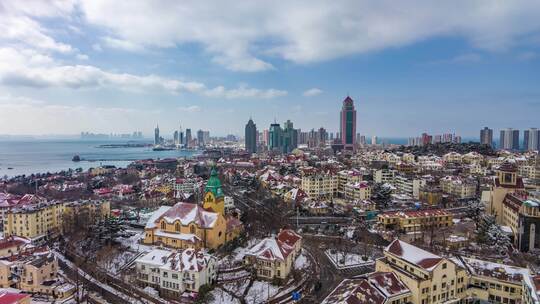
[318,127,328,147]
[500,128,520,150]
[330,133,334,140]
[197,129,205,147]
[245,118,257,154]
[480,127,493,147]
[154,124,160,145]
[454,135,462,144]
[203,131,210,144]
[263,129,269,146]
[371,136,377,145]
[282,120,298,153]
[524,128,540,151]
[173,130,179,145]
[433,135,442,144]
[339,96,357,151]
[269,122,283,151]
[185,128,192,148]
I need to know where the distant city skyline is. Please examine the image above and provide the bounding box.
[0,2,539,136]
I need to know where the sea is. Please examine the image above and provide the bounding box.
[0,139,200,178]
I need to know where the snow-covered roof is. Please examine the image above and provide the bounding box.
[245,229,301,262]
[153,202,219,228]
[136,248,172,266]
[385,240,442,271]
[453,256,529,284]
[144,206,171,229]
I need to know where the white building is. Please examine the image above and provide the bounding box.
[136,248,217,298]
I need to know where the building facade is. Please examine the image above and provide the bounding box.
[339,96,357,151]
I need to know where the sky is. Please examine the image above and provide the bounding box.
[0,1,539,138]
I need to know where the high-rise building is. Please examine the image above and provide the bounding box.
[262,129,269,146]
[197,129,205,147]
[421,133,432,146]
[269,122,283,152]
[371,136,377,145]
[173,130,179,145]
[318,127,328,147]
[245,118,257,154]
[154,124,160,145]
[339,96,357,151]
[185,128,192,148]
[480,127,493,147]
[500,128,520,150]
[524,128,540,151]
[282,120,298,153]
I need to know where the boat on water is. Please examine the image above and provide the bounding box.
[72,155,81,162]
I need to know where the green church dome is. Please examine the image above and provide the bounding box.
[205,167,223,198]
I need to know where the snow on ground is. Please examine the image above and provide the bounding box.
[229,238,262,262]
[244,280,279,304]
[223,278,251,296]
[219,269,251,281]
[294,251,310,270]
[209,287,240,304]
[118,230,154,253]
[325,250,374,269]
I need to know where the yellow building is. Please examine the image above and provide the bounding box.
[301,171,337,199]
[453,256,527,304]
[243,229,302,280]
[377,209,453,233]
[64,200,111,219]
[344,181,372,201]
[3,202,66,241]
[439,176,477,199]
[419,185,443,206]
[322,272,412,304]
[376,239,468,304]
[485,162,525,224]
[144,169,241,250]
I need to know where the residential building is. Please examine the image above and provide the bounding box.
[393,175,426,199]
[243,229,302,280]
[343,181,372,201]
[484,161,525,224]
[339,96,357,151]
[301,171,337,199]
[322,272,412,304]
[245,118,257,154]
[377,209,453,233]
[500,128,520,151]
[375,240,468,304]
[501,192,540,252]
[524,128,540,151]
[439,176,477,199]
[480,127,493,147]
[374,169,396,184]
[136,248,217,298]
[3,201,66,241]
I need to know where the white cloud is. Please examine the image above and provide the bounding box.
[0,47,286,99]
[303,88,323,97]
[177,105,201,112]
[76,54,89,60]
[77,0,540,71]
[92,43,103,52]
[102,36,146,52]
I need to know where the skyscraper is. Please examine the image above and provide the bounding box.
[339,96,357,150]
[154,124,160,145]
[269,122,283,152]
[282,120,298,153]
[245,118,257,154]
[197,129,205,147]
[185,128,192,148]
[480,127,493,147]
[500,128,520,150]
[524,128,540,151]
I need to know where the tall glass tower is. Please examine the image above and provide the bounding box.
[340,96,357,151]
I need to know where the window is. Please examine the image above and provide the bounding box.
[175,223,181,232]
[161,221,166,229]
[442,263,447,269]
[190,225,195,234]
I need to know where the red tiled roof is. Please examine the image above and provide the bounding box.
[0,292,30,304]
